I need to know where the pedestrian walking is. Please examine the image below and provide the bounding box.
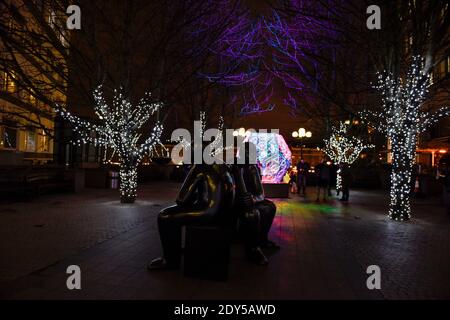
[296,158,309,196]
[315,158,330,202]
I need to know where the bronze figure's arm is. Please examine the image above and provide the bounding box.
[176,165,203,206]
[249,165,265,203]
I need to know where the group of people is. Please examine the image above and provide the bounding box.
[148,142,278,270]
[290,158,353,202]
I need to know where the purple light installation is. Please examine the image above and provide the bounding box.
[244,132,292,183]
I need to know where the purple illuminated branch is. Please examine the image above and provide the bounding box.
[196,9,275,116]
[239,72,275,115]
[265,5,339,113]
[201,17,265,86]
[283,92,301,117]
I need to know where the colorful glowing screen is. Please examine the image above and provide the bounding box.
[244,132,291,183]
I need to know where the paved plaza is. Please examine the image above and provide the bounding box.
[0,183,450,300]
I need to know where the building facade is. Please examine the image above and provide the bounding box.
[0,73,55,165]
[0,0,68,166]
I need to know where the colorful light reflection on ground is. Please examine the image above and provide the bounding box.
[245,132,291,183]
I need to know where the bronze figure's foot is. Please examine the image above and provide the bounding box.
[262,240,280,250]
[246,247,269,266]
[147,257,178,270]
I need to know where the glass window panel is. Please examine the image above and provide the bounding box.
[37,133,49,152]
[25,130,36,152]
[447,56,450,74]
[1,126,17,149]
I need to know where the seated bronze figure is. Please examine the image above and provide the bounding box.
[148,163,235,270]
[232,142,279,265]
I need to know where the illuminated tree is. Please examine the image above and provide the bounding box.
[361,56,450,221]
[59,86,163,203]
[322,122,373,192]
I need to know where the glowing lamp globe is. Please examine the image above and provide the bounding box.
[244,132,292,183]
[298,128,306,137]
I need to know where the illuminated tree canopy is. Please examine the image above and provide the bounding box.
[322,122,373,165]
[322,122,373,191]
[59,86,163,203]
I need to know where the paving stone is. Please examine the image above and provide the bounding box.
[1,184,450,299]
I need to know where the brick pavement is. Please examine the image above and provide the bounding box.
[0,183,178,281]
[0,184,449,299]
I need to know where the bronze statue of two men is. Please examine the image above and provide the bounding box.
[149,142,279,270]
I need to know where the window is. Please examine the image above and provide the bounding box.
[1,122,17,149]
[25,130,36,152]
[6,72,16,93]
[447,56,450,74]
[435,59,447,80]
[8,16,14,32]
[48,10,57,29]
[29,90,37,106]
[1,72,6,91]
[37,131,50,153]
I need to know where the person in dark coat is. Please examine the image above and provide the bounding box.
[315,158,330,202]
[296,158,309,196]
[289,170,298,193]
[289,170,297,185]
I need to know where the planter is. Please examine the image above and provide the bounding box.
[263,183,290,198]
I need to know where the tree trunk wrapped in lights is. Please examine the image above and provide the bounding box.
[361,56,450,221]
[59,85,163,203]
[322,122,373,192]
[119,165,138,203]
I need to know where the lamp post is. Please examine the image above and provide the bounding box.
[292,128,312,158]
[233,127,252,138]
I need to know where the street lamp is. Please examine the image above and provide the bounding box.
[292,127,312,158]
[233,127,253,138]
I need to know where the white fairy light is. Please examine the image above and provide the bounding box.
[361,56,450,221]
[322,122,373,191]
[59,85,164,203]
